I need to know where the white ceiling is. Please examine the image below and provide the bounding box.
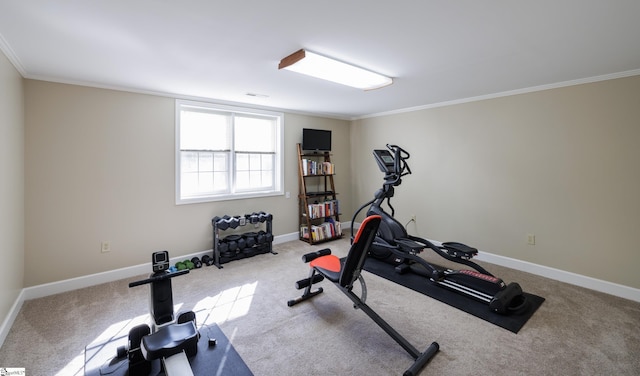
[1,1,639,119]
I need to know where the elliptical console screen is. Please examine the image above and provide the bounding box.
[373,149,395,173]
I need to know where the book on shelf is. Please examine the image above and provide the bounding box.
[300,218,342,242]
[300,225,310,239]
[302,159,335,176]
[307,199,340,219]
[322,161,334,175]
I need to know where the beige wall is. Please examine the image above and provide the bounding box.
[0,51,25,321]
[16,72,640,291]
[351,75,640,289]
[24,81,350,286]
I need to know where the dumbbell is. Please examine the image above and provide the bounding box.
[256,231,266,244]
[176,261,187,270]
[213,215,232,230]
[257,231,273,244]
[228,216,241,229]
[258,212,272,222]
[182,259,195,270]
[201,254,214,266]
[191,257,202,269]
[225,235,241,251]
[244,232,257,248]
[217,241,229,253]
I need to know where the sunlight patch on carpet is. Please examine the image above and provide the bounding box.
[194,281,258,325]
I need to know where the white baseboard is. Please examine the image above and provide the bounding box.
[424,237,640,302]
[0,289,26,348]
[274,232,299,244]
[1,233,295,348]
[354,228,640,302]
[22,232,294,300]
[475,251,640,302]
[3,229,639,348]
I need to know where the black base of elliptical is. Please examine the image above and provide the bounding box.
[372,242,527,315]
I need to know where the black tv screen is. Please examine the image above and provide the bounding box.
[302,128,332,152]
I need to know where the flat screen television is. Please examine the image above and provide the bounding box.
[302,128,332,152]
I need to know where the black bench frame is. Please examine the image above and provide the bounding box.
[288,215,439,376]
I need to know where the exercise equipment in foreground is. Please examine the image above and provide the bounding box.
[119,251,201,376]
[288,215,439,376]
[352,144,526,314]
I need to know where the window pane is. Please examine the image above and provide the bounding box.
[236,171,249,189]
[199,152,213,172]
[235,116,275,152]
[181,172,198,196]
[181,151,198,173]
[198,172,214,193]
[180,110,230,151]
[214,153,228,171]
[261,171,273,187]
[249,171,261,188]
[236,153,249,171]
[261,154,273,170]
[249,154,261,170]
[213,172,228,192]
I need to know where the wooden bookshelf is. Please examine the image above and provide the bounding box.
[297,143,342,244]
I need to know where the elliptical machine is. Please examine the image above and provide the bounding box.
[351,144,526,314]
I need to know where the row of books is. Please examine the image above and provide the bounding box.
[306,199,340,219]
[300,219,342,242]
[301,159,335,176]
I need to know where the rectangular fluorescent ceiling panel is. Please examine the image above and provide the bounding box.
[279,49,393,90]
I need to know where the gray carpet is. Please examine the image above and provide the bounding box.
[1,237,639,375]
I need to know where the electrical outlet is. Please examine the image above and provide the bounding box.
[411,214,417,222]
[101,241,111,253]
[527,234,536,246]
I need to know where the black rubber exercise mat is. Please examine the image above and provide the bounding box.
[363,257,545,333]
[84,323,253,376]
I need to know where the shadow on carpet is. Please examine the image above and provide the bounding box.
[84,323,253,376]
[364,257,544,333]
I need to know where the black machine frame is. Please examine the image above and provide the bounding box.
[288,215,439,376]
[351,144,527,314]
[121,251,200,376]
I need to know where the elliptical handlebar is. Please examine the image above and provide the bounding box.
[352,144,413,239]
[387,144,410,161]
[385,144,411,185]
[128,269,190,288]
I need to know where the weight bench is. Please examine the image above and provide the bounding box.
[288,215,439,376]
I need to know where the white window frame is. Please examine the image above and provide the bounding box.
[175,99,284,204]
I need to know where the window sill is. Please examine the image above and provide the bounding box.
[176,190,284,205]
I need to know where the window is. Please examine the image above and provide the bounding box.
[176,100,283,204]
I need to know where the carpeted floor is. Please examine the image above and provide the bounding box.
[1,237,639,375]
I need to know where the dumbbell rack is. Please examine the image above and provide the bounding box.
[211,212,276,269]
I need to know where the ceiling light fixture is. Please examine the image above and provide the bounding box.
[278,49,393,90]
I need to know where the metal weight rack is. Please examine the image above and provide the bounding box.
[211,212,276,268]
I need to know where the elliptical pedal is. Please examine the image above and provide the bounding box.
[441,242,477,259]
